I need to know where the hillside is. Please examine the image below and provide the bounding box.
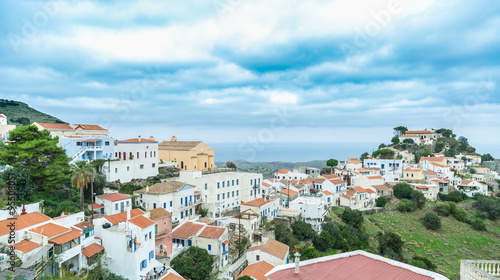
[0,99,66,126]
[215,160,327,178]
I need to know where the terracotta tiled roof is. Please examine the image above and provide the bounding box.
[0,212,51,236]
[158,141,202,150]
[313,178,325,183]
[249,238,289,260]
[71,124,106,130]
[417,186,429,189]
[29,223,69,238]
[421,157,445,162]
[197,226,226,240]
[50,229,83,245]
[35,122,72,130]
[222,240,230,245]
[238,261,275,280]
[117,138,158,143]
[329,179,346,185]
[280,189,298,196]
[461,179,472,185]
[400,134,419,137]
[300,178,313,183]
[276,169,291,174]
[423,170,437,175]
[346,190,356,196]
[135,181,193,194]
[82,243,104,257]
[101,209,145,225]
[266,250,443,280]
[160,272,186,280]
[88,204,104,210]
[348,158,360,164]
[73,221,94,231]
[366,189,376,194]
[0,114,6,118]
[353,187,369,193]
[262,182,271,187]
[406,130,434,134]
[322,174,339,180]
[342,195,355,200]
[405,169,422,172]
[171,221,204,239]
[148,208,171,220]
[129,215,155,229]
[13,240,42,253]
[372,185,392,191]
[321,190,333,195]
[98,193,131,202]
[242,198,272,207]
[198,218,214,224]
[367,176,383,180]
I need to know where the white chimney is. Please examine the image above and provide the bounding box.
[126,209,131,229]
[127,209,131,220]
[294,252,301,274]
[138,135,141,142]
[146,185,150,192]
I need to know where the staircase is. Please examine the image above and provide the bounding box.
[70,146,89,164]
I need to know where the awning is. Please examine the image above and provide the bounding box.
[82,243,104,257]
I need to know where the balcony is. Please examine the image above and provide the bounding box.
[460,260,500,280]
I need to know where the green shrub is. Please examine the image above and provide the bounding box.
[475,211,488,220]
[449,202,457,215]
[412,256,437,271]
[476,196,500,220]
[435,202,451,216]
[299,247,319,261]
[471,219,487,231]
[340,208,364,229]
[393,183,413,199]
[439,191,467,202]
[376,196,387,207]
[397,199,417,213]
[291,221,315,241]
[454,209,468,222]
[409,259,428,269]
[422,212,441,230]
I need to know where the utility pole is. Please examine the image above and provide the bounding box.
[238,207,241,259]
[287,180,290,208]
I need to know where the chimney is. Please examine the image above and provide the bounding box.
[127,209,131,220]
[126,209,131,229]
[138,135,141,142]
[294,252,301,274]
[146,185,150,192]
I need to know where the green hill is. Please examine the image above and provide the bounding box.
[0,99,66,126]
[215,159,327,178]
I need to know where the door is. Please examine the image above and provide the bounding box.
[120,202,124,212]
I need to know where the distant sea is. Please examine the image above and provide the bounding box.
[208,142,500,162]
[207,142,381,162]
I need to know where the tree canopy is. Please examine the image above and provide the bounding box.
[2,168,35,205]
[393,126,408,136]
[326,159,338,168]
[225,161,237,169]
[71,161,94,211]
[372,149,395,159]
[291,220,315,241]
[171,246,214,280]
[0,125,71,191]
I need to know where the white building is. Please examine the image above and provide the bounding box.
[247,238,289,266]
[179,170,263,218]
[93,209,158,280]
[345,158,362,172]
[364,159,403,180]
[134,181,199,224]
[339,187,378,210]
[104,137,159,183]
[95,193,132,215]
[289,196,327,230]
[398,134,421,144]
[293,166,321,178]
[241,198,280,224]
[273,169,309,181]
[457,179,488,197]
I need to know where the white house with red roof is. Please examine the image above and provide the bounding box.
[241,198,280,224]
[248,238,290,266]
[0,114,16,142]
[265,250,448,280]
[345,158,362,171]
[273,169,309,181]
[404,129,440,143]
[464,155,482,166]
[447,157,465,171]
[93,209,158,280]
[364,159,403,181]
[95,193,132,215]
[104,137,159,183]
[340,187,378,210]
[456,179,488,197]
[398,134,421,144]
[410,184,440,201]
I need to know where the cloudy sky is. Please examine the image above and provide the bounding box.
[1,0,499,157]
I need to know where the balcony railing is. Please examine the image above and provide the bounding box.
[460,260,500,280]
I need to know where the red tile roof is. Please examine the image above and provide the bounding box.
[342,195,355,200]
[88,204,104,209]
[117,138,158,143]
[171,221,204,239]
[72,124,106,130]
[353,187,369,193]
[280,189,298,196]
[266,251,443,280]
[29,223,69,238]
[406,130,434,134]
[135,181,193,194]
[346,190,356,196]
[242,198,272,207]
[160,272,186,280]
[12,240,42,253]
[73,221,94,231]
[249,238,289,260]
[368,176,384,180]
[366,189,376,193]
[0,212,51,236]
[417,186,429,189]
[276,169,290,174]
[322,174,339,180]
[82,242,104,258]
[348,158,360,164]
[98,193,131,202]
[329,179,346,185]
[238,261,275,280]
[129,215,155,229]
[423,170,437,175]
[35,122,73,130]
[148,208,171,220]
[50,229,83,245]
[100,209,145,225]
[321,190,333,195]
[461,179,472,185]
[197,226,226,240]
[222,240,230,245]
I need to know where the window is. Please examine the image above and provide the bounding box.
[115,204,118,210]
[232,191,234,197]
[181,198,183,204]
[232,180,234,186]
[153,203,156,209]
[105,141,110,146]
[236,179,239,185]
[115,168,118,173]
[164,202,166,208]
[152,163,155,168]
[236,190,239,196]
[217,194,220,201]
[223,182,225,188]
[154,151,156,157]
[250,190,252,196]
[127,166,130,171]
[227,181,229,187]
[258,178,260,184]
[208,245,212,251]
[137,152,139,159]
[256,255,260,261]
[149,232,152,239]
[145,151,147,158]
[76,142,82,146]
[149,250,154,260]
[140,164,144,169]
[222,193,225,199]
[170,201,172,207]
[205,183,207,190]
[127,201,130,206]
[204,195,207,202]
[217,182,220,189]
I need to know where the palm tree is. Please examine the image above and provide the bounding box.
[71,161,93,211]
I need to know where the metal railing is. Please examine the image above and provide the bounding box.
[460,260,500,280]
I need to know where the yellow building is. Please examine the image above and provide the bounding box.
[403,168,425,180]
[158,136,214,171]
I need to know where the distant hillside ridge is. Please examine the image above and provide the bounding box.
[0,99,66,126]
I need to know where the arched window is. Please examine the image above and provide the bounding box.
[181,161,184,169]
